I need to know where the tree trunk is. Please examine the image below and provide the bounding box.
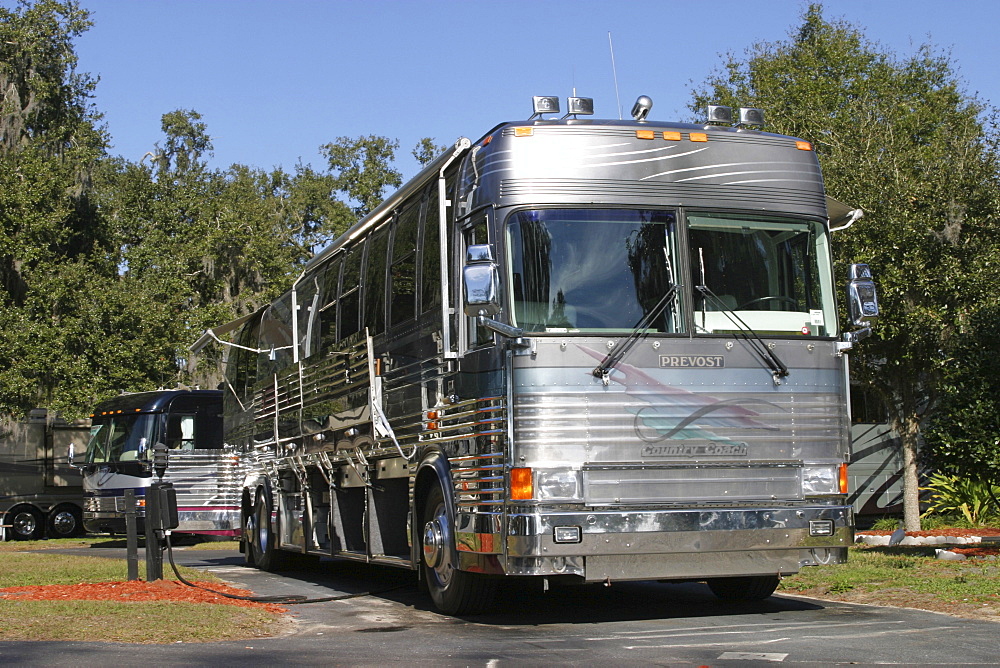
[900,414,922,531]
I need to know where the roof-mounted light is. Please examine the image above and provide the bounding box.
[529,96,560,120]
[739,107,765,128]
[562,96,594,118]
[706,105,733,125]
[631,95,652,122]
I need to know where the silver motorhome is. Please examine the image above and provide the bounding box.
[205,97,879,614]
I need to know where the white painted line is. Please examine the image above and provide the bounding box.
[718,651,788,662]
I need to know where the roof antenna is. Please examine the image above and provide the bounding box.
[608,32,622,120]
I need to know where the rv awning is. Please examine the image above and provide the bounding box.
[189,308,263,355]
[826,196,864,231]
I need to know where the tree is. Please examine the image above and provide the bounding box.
[0,0,130,416]
[690,4,1000,530]
[99,110,360,390]
[413,137,447,167]
[321,135,402,217]
[923,305,1000,505]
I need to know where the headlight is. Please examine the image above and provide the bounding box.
[534,468,582,501]
[801,465,839,495]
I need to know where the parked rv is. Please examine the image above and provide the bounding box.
[1,410,90,540]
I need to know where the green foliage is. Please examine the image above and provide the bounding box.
[920,472,1000,526]
[321,134,402,217]
[923,305,1000,486]
[0,1,408,414]
[412,137,447,166]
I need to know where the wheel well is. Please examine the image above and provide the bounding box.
[413,457,452,525]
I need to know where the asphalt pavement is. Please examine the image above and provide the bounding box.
[2,541,999,666]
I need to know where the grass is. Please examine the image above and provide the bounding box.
[0,545,284,643]
[0,550,216,588]
[0,536,124,553]
[779,544,1000,618]
[0,600,279,643]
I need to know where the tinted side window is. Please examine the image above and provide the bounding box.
[318,257,342,351]
[297,269,323,360]
[339,246,362,340]
[364,226,389,335]
[421,184,441,313]
[390,202,420,327]
[259,292,294,376]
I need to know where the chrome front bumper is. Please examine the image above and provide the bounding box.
[458,504,852,581]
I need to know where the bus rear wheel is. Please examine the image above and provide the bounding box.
[421,483,496,615]
[46,505,84,538]
[706,575,780,600]
[248,491,287,571]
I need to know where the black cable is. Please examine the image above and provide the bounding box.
[164,533,407,605]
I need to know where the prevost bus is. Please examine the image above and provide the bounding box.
[76,389,241,537]
[202,95,879,614]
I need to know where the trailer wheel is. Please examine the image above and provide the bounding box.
[248,491,287,571]
[706,575,780,601]
[46,505,84,538]
[7,506,45,541]
[421,483,496,615]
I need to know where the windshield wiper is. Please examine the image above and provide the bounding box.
[592,284,678,384]
[695,283,789,384]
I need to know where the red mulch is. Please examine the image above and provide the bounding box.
[0,580,287,613]
[859,528,1000,537]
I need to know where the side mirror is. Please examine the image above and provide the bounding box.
[847,263,879,326]
[463,244,501,317]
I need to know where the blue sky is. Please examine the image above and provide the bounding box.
[51,0,1000,181]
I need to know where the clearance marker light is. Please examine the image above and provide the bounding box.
[511,467,533,500]
[839,462,849,494]
[636,130,655,140]
[689,132,708,142]
[514,127,534,137]
[796,141,813,151]
[663,131,681,141]
[425,410,439,431]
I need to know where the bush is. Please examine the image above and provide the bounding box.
[920,473,1000,527]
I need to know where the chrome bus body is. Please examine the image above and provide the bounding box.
[220,108,871,613]
[81,390,241,536]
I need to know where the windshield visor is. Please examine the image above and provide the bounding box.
[85,413,157,464]
[689,213,837,336]
[506,209,682,333]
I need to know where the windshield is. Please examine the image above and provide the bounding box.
[506,209,682,333]
[85,413,157,464]
[688,213,837,337]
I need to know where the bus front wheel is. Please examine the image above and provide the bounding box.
[421,483,496,615]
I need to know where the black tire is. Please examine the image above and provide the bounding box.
[420,483,496,615]
[7,506,45,540]
[706,575,780,601]
[241,498,257,567]
[46,505,84,538]
[247,491,288,571]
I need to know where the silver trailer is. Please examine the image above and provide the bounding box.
[205,97,879,614]
[78,390,241,537]
[1,409,90,540]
